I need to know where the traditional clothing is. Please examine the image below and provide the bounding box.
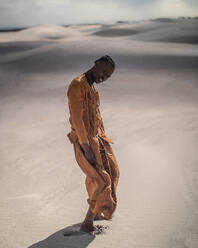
[67,74,119,219]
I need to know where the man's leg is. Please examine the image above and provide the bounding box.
[80,206,96,232]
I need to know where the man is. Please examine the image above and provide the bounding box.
[67,55,119,233]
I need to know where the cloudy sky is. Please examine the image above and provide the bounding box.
[0,0,198,28]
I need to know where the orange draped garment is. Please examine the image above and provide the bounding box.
[67,74,119,219]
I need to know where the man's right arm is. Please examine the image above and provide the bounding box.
[67,81,96,165]
[68,81,89,145]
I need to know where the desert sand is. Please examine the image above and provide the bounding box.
[0,19,198,248]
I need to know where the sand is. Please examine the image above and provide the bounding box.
[0,19,198,248]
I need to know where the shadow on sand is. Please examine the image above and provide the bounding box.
[28,223,95,248]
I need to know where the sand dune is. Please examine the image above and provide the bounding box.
[91,19,198,44]
[131,19,198,44]
[93,28,139,37]
[0,24,84,42]
[2,50,198,74]
[0,41,51,55]
[1,19,198,248]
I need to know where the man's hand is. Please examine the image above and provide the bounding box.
[81,143,96,165]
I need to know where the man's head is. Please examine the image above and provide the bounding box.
[92,55,115,84]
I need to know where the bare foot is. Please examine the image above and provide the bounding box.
[80,222,95,233]
[94,224,109,235]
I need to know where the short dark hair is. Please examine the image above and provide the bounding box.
[95,55,115,69]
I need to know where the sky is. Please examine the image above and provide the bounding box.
[0,0,198,28]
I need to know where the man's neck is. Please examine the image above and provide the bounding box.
[85,69,94,86]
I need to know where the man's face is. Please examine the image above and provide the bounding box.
[93,61,114,84]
